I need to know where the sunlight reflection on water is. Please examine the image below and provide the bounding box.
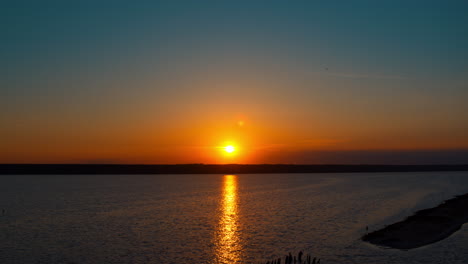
[215,175,242,263]
[2,173,468,263]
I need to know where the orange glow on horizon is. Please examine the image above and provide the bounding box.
[2,107,467,164]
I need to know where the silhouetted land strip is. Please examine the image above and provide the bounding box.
[362,193,468,250]
[1,164,468,175]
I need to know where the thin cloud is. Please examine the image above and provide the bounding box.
[320,71,406,80]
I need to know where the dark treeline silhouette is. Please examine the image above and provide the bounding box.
[1,164,468,175]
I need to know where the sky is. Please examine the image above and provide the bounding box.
[1,0,468,164]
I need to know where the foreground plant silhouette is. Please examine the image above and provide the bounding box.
[261,251,320,264]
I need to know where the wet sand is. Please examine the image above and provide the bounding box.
[363,193,468,250]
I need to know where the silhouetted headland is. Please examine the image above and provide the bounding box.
[1,164,468,175]
[362,193,468,250]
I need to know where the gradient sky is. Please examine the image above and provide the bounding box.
[1,0,468,164]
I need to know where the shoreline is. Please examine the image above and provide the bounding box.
[362,193,468,250]
[1,164,468,175]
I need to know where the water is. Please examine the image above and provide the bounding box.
[1,172,468,264]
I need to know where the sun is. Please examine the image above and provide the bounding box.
[224,145,235,153]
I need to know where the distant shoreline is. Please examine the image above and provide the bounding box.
[1,164,468,175]
[362,193,468,250]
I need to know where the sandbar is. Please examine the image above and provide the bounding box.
[362,193,468,250]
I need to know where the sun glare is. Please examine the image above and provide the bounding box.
[224,145,235,153]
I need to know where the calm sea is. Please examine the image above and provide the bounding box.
[1,172,468,264]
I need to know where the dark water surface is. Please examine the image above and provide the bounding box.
[1,172,468,263]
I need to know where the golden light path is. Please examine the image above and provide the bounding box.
[215,175,242,263]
